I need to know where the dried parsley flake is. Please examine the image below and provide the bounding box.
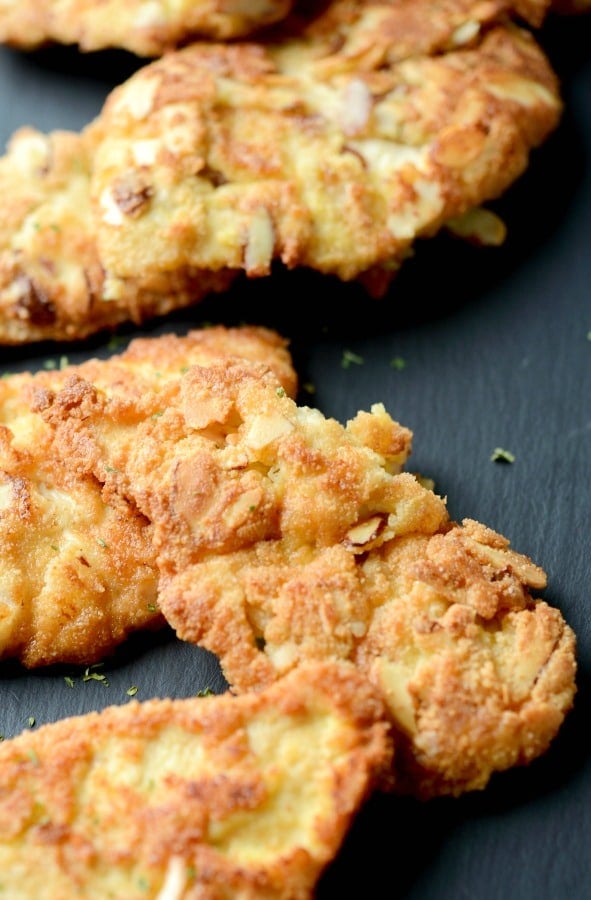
[341,350,364,369]
[491,447,515,464]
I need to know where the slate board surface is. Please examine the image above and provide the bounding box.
[0,12,590,899]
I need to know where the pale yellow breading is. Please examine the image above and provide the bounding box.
[0,1,563,345]
[0,125,236,345]
[91,0,561,302]
[0,0,294,56]
[0,326,297,667]
[0,661,393,899]
[38,361,577,798]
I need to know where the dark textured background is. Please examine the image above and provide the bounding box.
[0,12,590,898]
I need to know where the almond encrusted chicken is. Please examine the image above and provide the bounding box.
[0,0,294,56]
[88,0,564,303]
[0,0,563,344]
[0,661,393,899]
[0,325,296,667]
[37,359,577,798]
[0,126,237,345]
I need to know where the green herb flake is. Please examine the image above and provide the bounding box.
[27,749,39,765]
[126,686,138,697]
[64,676,75,688]
[59,355,69,370]
[82,664,109,687]
[151,411,164,419]
[104,466,119,474]
[27,717,35,728]
[147,603,158,613]
[43,358,57,370]
[341,350,364,369]
[491,447,515,464]
[179,365,190,374]
[197,687,213,697]
[50,544,59,552]
[587,330,591,342]
[0,734,4,742]
[275,386,286,398]
[390,356,406,371]
[96,537,108,549]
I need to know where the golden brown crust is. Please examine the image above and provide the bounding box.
[0,1,562,344]
[0,125,237,345]
[91,1,561,299]
[0,0,295,56]
[39,361,577,798]
[0,661,393,899]
[0,428,160,668]
[0,326,297,667]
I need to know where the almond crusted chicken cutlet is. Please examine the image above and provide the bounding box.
[87,0,564,302]
[0,0,563,344]
[0,661,393,898]
[3,0,581,58]
[38,360,577,799]
[0,0,295,56]
[0,126,237,345]
[0,325,296,667]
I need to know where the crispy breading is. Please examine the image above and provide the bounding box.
[91,1,561,301]
[0,1,562,344]
[0,661,393,899]
[0,0,294,56]
[38,361,577,798]
[0,126,236,345]
[0,326,296,667]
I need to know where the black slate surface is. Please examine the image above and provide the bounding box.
[0,12,590,899]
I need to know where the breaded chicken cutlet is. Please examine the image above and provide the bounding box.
[0,126,237,345]
[0,0,563,345]
[0,0,294,56]
[0,661,393,898]
[0,325,296,667]
[87,0,563,297]
[38,360,577,799]
[0,0,562,59]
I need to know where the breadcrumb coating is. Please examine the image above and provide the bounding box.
[0,325,296,667]
[0,1,563,344]
[0,0,294,56]
[0,661,393,898]
[38,360,577,798]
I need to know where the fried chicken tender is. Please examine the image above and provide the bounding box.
[0,325,296,667]
[0,126,236,345]
[0,0,294,56]
[38,361,577,798]
[90,0,561,302]
[0,661,393,898]
[0,1,562,345]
